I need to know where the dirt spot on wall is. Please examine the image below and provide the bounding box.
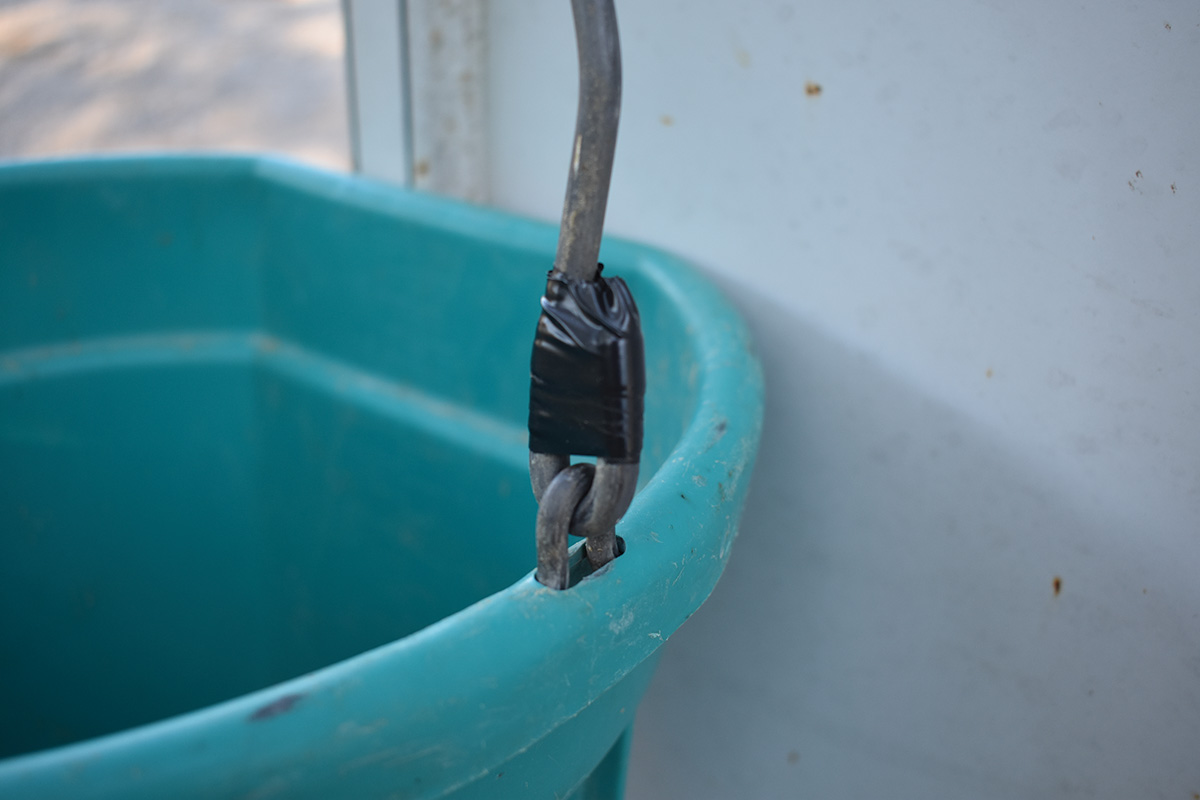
[1053,576,1062,597]
[805,82,822,97]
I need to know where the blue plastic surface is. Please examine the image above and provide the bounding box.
[0,156,763,798]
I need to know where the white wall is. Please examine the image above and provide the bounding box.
[484,2,1200,798]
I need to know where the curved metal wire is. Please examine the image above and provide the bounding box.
[552,0,622,282]
[532,0,632,589]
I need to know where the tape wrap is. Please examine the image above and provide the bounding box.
[528,267,645,463]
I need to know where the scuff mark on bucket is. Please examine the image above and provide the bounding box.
[249,693,304,721]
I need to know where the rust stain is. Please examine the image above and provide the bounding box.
[660,114,674,127]
[805,81,822,97]
[986,368,994,379]
[1053,576,1062,597]
[250,693,304,721]
[415,159,431,178]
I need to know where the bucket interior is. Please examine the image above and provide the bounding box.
[0,160,699,759]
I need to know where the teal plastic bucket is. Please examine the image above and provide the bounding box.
[0,156,763,799]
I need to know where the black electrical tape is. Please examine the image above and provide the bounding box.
[529,266,645,463]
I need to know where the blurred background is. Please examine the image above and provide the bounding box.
[0,0,348,167]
